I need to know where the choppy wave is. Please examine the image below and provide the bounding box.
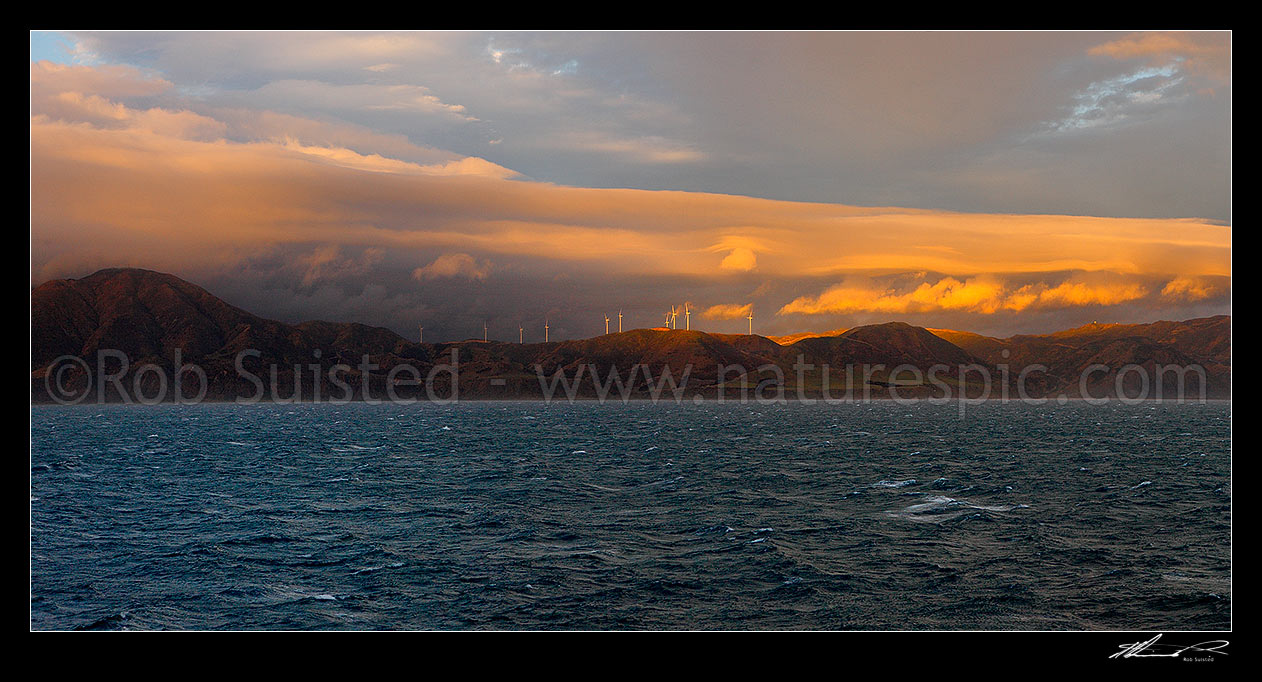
[31,401,1231,630]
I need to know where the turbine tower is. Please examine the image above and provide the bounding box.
[604,314,610,335]
[747,307,754,335]
[618,310,623,333]
[545,319,550,343]
[685,303,691,331]
[483,321,488,342]
[519,325,524,344]
[418,325,423,344]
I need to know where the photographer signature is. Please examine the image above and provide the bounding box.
[1111,634,1229,659]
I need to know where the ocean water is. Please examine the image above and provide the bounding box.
[30,401,1231,630]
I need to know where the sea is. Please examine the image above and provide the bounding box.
[30,400,1231,630]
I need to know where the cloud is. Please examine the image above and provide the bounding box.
[1007,280,1149,311]
[31,60,171,101]
[413,253,491,281]
[1056,33,1231,132]
[30,95,1229,285]
[277,139,516,177]
[28,59,1231,337]
[701,302,753,320]
[55,31,1231,225]
[296,245,385,286]
[538,131,704,164]
[1161,275,1223,302]
[31,100,1229,283]
[37,91,228,139]
[214,109,462,165]
[779,275,1154,316]
[70,31,452,79]
[1088,32,1230,81]
[248,80,477,120]
[719,247,757,272]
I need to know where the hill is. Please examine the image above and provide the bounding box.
[928,316,1231,398]
[32,268,1230,401]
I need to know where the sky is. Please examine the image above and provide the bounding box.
[29,31,1231,341]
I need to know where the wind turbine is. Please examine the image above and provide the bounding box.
[418,325,423,343]
[747,307,754,335]
[618,310,623,333]
[685,303,691,331]
[604,314,610,335]
[670,305,677,330]
[545,319,550,343]
[483,321,488,342]
[519,325,524,344]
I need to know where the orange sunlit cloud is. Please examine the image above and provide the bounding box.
[701,303,753,320]
[30,107,1230,278]
[1088,31,1230,83]
[1160,275,1224,302]
[413,252,492,281]
[778,275,1179,316]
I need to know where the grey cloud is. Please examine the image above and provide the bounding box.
[66,31,1229,220]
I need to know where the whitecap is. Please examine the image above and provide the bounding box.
[351,562,404,576]
[872,479,916,488]
[888,495,1027,523]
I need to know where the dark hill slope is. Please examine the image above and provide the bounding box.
[32,268,1229,401]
